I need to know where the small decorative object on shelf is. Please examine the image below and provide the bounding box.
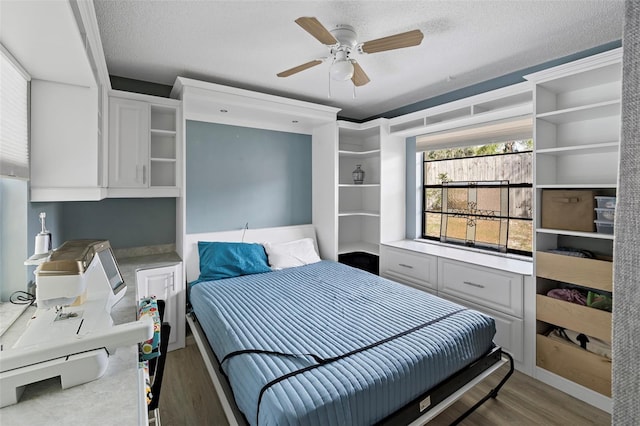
[352,164,365,184]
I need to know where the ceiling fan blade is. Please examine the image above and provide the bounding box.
[277,60,323,78]
[351,62,370,87]
[295,17,338,45]
[360,29,424,54]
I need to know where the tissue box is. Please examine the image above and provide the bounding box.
[541,190,595,232]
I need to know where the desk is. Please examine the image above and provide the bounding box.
[0,251,181,426]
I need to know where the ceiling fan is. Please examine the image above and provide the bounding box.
[277,17,424,87]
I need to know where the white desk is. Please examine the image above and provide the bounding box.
[0,251,181,426]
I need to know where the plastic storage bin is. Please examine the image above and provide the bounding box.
[594,220,614,234]
[595,208,615,222]
[595,196,616,209]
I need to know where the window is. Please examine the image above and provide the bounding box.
[422,141,533,255]
[0,45,29,178]
[0,45,30,301]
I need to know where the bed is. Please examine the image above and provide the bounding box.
[184,225,513,426]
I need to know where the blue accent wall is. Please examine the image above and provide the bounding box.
[30,198,176,250]
[186,121,312,234]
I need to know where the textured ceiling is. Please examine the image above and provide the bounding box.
[93,0,624,120]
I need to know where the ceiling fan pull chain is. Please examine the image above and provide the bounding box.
[353,83,356,99]
[327,70,332,98]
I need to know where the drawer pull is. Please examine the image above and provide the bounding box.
[398,263,414,269]
[463,281,485,289]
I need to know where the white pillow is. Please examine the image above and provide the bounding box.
[262,238,321,270]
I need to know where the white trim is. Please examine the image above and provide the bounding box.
[0,44,30,81]
[523,48,622,84]
[384,240,533,276]
[186,314,243,426]
[389,82,533,138]
[535,367,612,413]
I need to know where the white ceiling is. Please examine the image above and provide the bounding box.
[93,0,624,120]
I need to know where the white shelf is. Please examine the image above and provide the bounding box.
[24,251,52,266]
[150,157,177,163]
[536,227,614,240]
[536,100,620,124]
[338,242,380,256]
[338,210,380,217]
[536,142,619,156]
[338,149,380,157]
[150,128,177,136]
[338,183,380,188]
[536,183,618,189]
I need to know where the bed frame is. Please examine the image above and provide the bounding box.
[184,224,514,425]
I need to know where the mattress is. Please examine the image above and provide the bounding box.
[190,260,496,426]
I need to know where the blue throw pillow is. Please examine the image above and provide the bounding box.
[197,241,271,281]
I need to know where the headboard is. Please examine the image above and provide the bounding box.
[183,224,318,283]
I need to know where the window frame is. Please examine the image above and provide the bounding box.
[421,149,533,256]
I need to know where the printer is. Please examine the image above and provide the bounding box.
[0,240,154,408]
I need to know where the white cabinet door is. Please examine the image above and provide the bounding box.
[30,80,106,201]
[136,263,184,351]
[442,293,524,363]
[109,97,149,188]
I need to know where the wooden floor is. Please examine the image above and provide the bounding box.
[159,336,611,426]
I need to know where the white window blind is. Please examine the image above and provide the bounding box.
[0,45,30,179]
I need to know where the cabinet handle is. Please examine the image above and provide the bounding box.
[463,281,485,289]
[398,263,414,269]
[143,165,146,184]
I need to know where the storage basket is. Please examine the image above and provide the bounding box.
[541,190,595,232]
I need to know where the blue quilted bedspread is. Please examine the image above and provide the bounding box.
[190,260,495,426]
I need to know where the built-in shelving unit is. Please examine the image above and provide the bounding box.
[333,118,406,267]
[526,47,622,412]
[149,105,178,187]
[387,82,533,138]
[337,121,382,257]
[108,91,181,197]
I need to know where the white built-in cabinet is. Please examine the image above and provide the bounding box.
[108,91,181,197]
[30,81,107,202]
[27,0,111,202]
[380,242,528,366]
[338,121,382,256]
[336,119,406,263]
[524,48,621,411]
[136,262,184,351]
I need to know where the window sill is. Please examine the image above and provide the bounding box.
[383,239,533,276]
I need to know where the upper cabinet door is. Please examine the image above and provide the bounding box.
[109,97,150,188]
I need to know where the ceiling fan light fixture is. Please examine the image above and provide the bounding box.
[331,59,354,81]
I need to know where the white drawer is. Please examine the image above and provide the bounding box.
[438,258,523,317]
[443,294,524,363]
[380,245,437,291]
